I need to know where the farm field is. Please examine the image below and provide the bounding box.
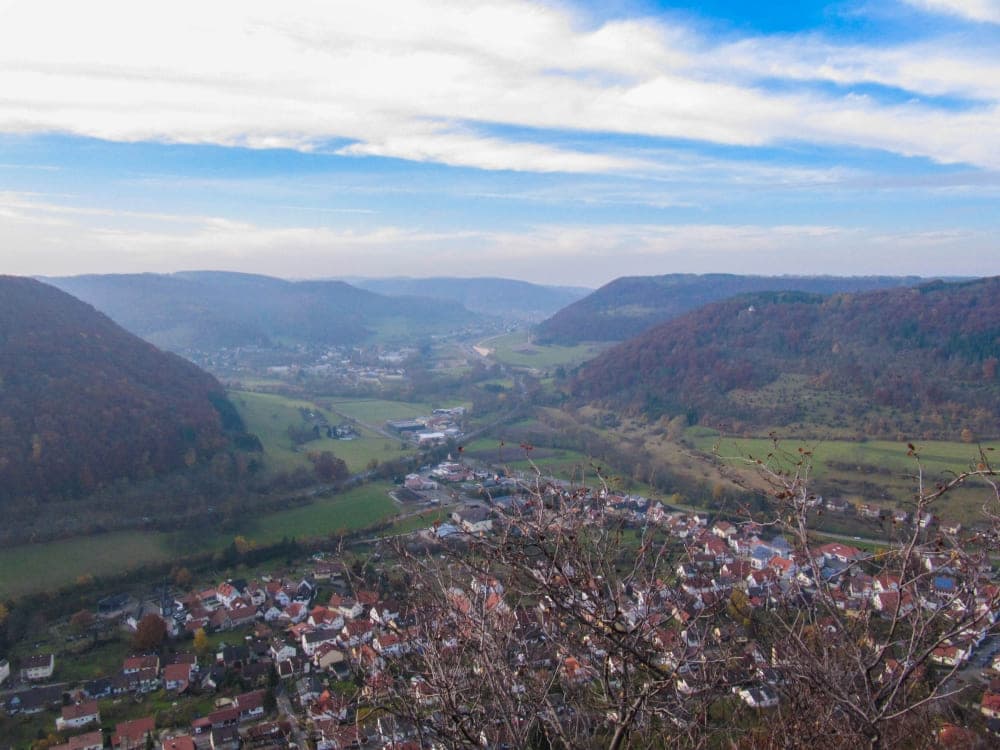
[232,482,398,544]
[230,390,413,473]
[0,531,173,599]
[326,397,439,424]
[479,331,608,369]
[689,431,998,525]
[689,433,996,478]
[0,483,400,599]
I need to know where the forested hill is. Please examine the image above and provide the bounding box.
[572,278,1000,439]
[47,271,479,351]
[0,276,239,502]
[535,274,923,345]
[353,276,590,321]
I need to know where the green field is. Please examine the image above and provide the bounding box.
[0,531,175,599]
[480,331,609,369]
[690,433,996,480]
[235,482,398,543]
[326,397,437,423]
[230,391,412,473]
[690,431,998,524]
[0,483,400,599]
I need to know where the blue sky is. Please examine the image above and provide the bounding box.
[0,0,997,286]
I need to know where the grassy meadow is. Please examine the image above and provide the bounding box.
[479,331,608,369]
[689,431,998,525]
[0,483,400,599]
[0,531,174,599]
[325,397,438,423]
[230,390,413,473]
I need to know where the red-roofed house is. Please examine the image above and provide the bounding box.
[931,644,969,667]
[285,602,307,623]
[164,662,193,692]
[704,536,729,560]
[50,731,104,750]
[982,692,1000,720]
[769,557,797,579]
[712,521,736,538]
[816,543,863,565]
[123,655,159,674]
[234,690,265,721]
[341,619,374,647]
[216,582,239,608]
[56,701,100,731]
[227,605,258,629]
[113,716,156,750]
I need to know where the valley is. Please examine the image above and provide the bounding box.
[1,272,997,749]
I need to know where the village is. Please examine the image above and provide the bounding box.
[3,454,999,750]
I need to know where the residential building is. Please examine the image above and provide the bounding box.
[20,653,55,681]
[56,701,101,731]
[112,716,157,750]
[50,731,104,750]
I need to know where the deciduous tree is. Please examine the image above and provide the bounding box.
[131,613,167,651]
[193,627,209,657]
[375,444,999,748]
[309,450,349,482]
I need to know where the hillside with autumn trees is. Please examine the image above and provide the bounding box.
[0,276,242,504]
[572,277,1000,439]
[535,273,922,345]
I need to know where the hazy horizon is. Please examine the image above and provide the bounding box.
[2,0,999,285]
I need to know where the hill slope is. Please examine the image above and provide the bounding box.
[0,276,237,502]
[572,278,1000,439]
[536,274,924,344]
[47,271,479,351]
[353,276,590,321]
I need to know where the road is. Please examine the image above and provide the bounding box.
[276,687,309,749]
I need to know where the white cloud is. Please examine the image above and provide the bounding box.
[0,1,998,173]
[901,0,1000,24]
[335,128,650,174]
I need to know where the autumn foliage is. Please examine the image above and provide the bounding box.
[0,276,236,502]
[131,613,167,651]
[537,273,918,345]
[573,278,1000,439]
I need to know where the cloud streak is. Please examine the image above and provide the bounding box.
[0,0,998,174]
[902,0,1000,24]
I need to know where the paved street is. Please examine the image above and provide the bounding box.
[277,688,308,749]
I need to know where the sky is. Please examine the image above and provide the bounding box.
[0,0,998,287]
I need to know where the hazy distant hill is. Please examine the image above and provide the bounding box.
[535,274,924,344]
[0,276,239,502]
[46,271,480,351]
[353,276,590,321]
[572,278,1000,439]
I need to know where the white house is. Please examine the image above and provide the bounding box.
[271,642,297,663]
[739,686,779,708]
[215,582,241,608]
[21,653,55,681]
[302,628,341,657]
[931,644,969,667]
[56,701,101,731]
